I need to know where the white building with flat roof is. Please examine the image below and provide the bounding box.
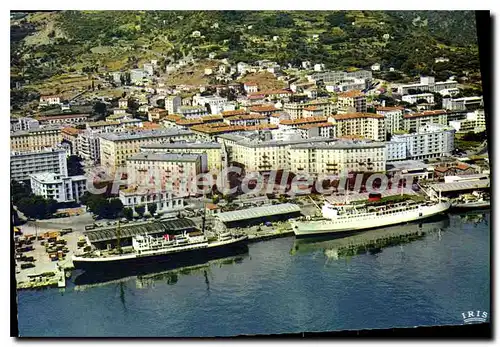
[389,123,455,160]
[402,93,435,105]
[30,173,87,203]
[449,109,486,133]
[11,148,68,182]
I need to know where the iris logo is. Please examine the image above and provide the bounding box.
[461,310,488,324]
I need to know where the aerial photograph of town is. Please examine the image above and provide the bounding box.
[11,10,490,338]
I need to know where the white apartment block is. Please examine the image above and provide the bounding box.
[77,130,101,164]
[244,82,258,94]
[283,99,334,120]
[11,148,68,182]
[442,96,483,111]
[126,153,203,196]
[192,95,228,115]
[11,117,40,132]
[449,109,486,134]
[289,141,386,176]
[402,93,435,105]
[390,124,455,160]
[331,113,385,141]
[310,70,372,84]
[376,107,404,135]
[165,95,181,115]
[385,141,408,161]
[298,123,337,139]
[397,76,458,95]
[403,110,448,133]
[37,113,90,126]
[30,173,87,203]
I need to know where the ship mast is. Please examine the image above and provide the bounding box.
[116,220,122,254]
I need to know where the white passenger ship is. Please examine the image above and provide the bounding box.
[291,197,451,237]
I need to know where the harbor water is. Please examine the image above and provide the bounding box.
[17,211,490,337]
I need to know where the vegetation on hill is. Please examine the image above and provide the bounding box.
[11,11,481,89]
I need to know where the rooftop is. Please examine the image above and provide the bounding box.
[99,129,193,142]
[430,179,490,193]
[338,90,365,98]
[128,152,201,162]
[249,105,279,112]
[291,140,385,150]
[332,113,384,120]
[36,114,90,121]
[11,126,62,136]
[403,110,447,119]
[84,218,197,243]
[216,203,301,223]
[141,142,221,150]
[280,116,328,125]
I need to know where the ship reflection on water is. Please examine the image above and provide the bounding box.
[290,213,452,258]
[73,245,249,290]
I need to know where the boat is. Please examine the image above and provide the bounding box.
[72,229,248,274]
[290,196,451,237]
[72,198,249,275]
[451,191,490,210]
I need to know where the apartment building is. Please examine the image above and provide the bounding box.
[389,123,455,160]
[397,76,458,95]
[77,130,101,164]
[86,121,121,133]
[179,105,209,119]
[10,117,39,132]
[325,78,366,93]
[298,123,337,139]
[279,117,328,130]
[126,152,203,196]
[289,141,386,176]
[193,95,228,115]
[376,106,404,135]
[140,142,224,172]
[442,96,484,111]
[283,99,334,119]
[337,90,367,113]
[331,113,385,141]
[148,108,168,123]
[99,129,196,170]
[402,93,434,105]
[385,141,408,161]
[402,110,448,133]
[30,172,87,203]
[309,70,372,84]
[61,127,83,155]
[11,126,62,152]
[221,135,336,172]
[36,114,90,126]
[243,82,258,94]
[224,114,269,127]
[165,95,181,115]
[449,109,486,133]
[10,148,68,182]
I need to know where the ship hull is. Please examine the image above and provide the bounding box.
[291,202,450,237]
[72,236,249,275]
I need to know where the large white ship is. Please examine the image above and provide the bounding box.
[291,197,451,237]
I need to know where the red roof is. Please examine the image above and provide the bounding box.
[298,122,334,130]
[403,110,447,119]
[280,116,327,125]
[249,105,278,112]
[338,90,365,98]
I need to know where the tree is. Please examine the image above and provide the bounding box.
[147,203,157,216]
[156,98,165,108]
[67,155,84,176]
[123,207,133,220]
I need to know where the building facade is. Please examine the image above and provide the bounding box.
[331,113,385,141]
[30,173,87,203]
[11,148,68,182]
[11,126,62,152]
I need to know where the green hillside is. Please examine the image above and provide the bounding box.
[11,10,481,86]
